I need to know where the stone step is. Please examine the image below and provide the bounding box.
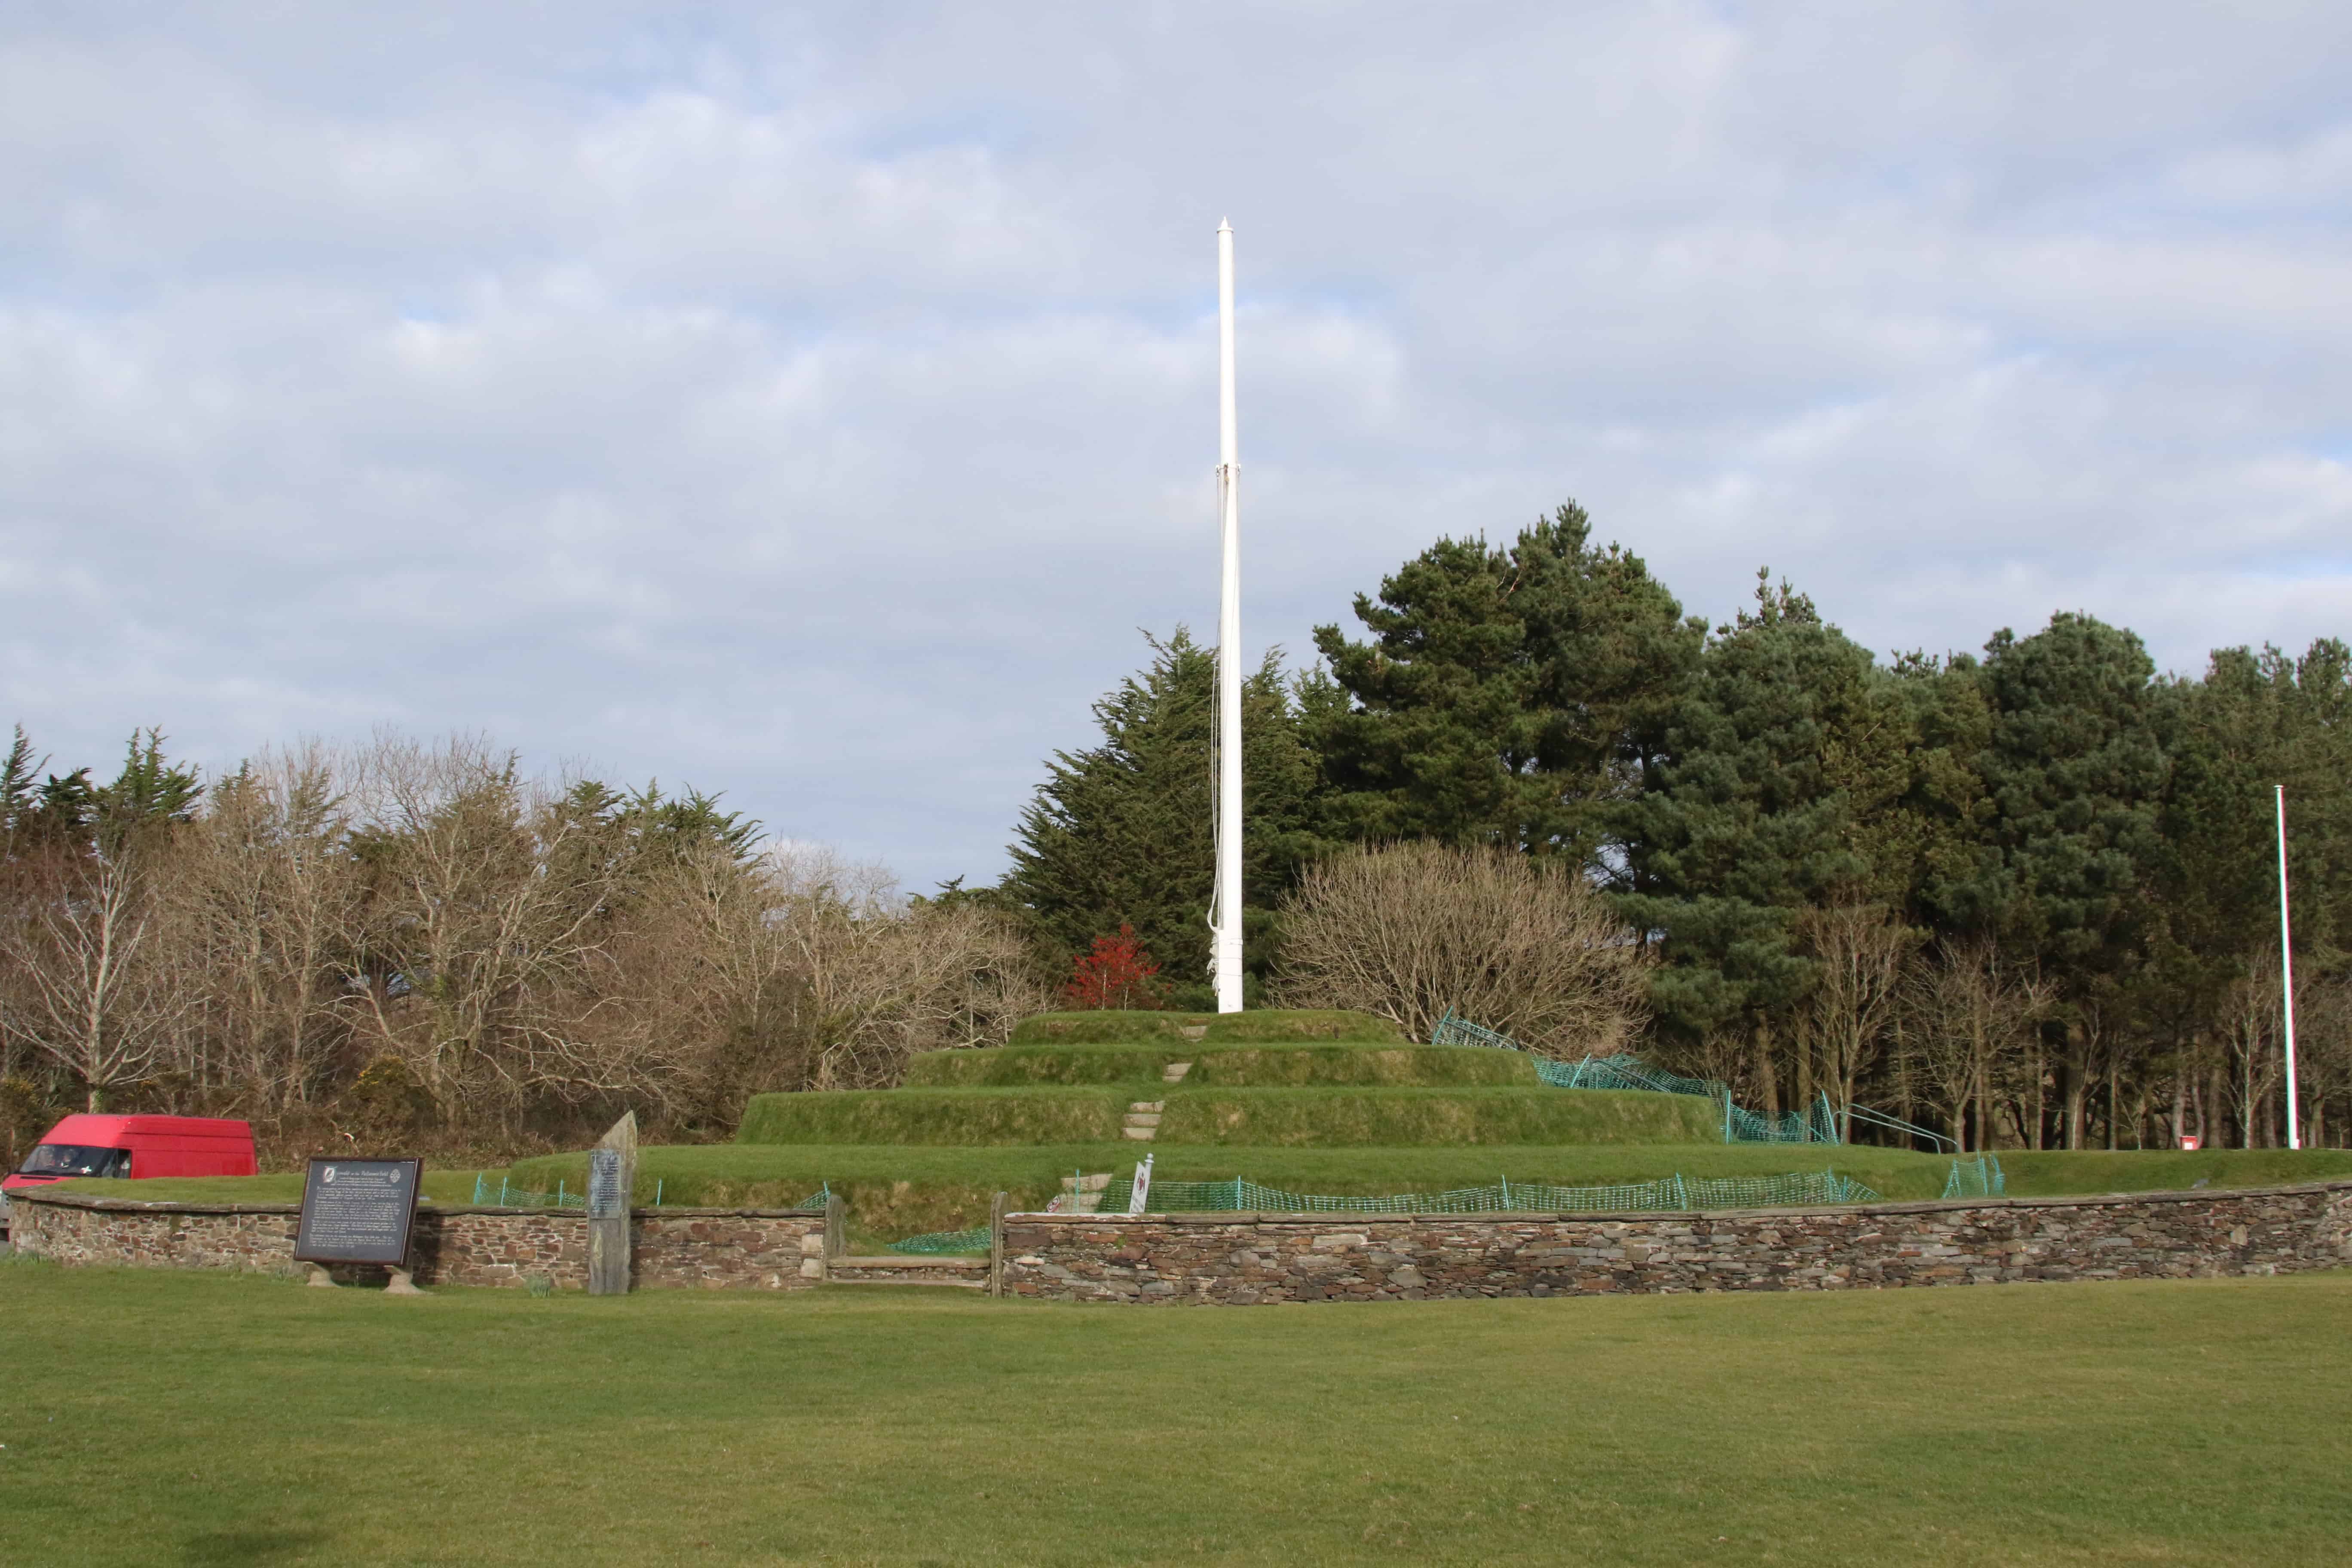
[1129,1101,1165,1112]
[1121,1126,1157,1141]
[1162,1062,1194,1083]
[830,1256,989,1289]
[1179,1025,1208,1041]
[1123,1114,1162,1128]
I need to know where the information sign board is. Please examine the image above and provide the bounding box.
[588,1148,625,1219]
[294,1157,424,1267]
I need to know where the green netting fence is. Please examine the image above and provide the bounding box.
[887,1227,993,1255]
[471,1173,677,1209]
[1433,1011,1946,1149]
[474,1173,586,1209]
[1940,1154,2006,1199]
[1087,1164,1881,1216]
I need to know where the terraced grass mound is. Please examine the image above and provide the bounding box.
[903,1042,1536,1088]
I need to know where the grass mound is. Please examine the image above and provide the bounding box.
[902,1045,1189,1087]
[735,1084,1715,1148]
[1197,1010,1401,1043]
[736,1087,1127,1146]
[1156,1087,1721,1146]
[1007,1011,1192,1044]
[1184,1046,1535,1087]
[507,1141,1972,1235]
[903,1042,1536,1088]
[1005,1008,1402,1044]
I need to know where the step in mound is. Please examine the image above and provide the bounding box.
[738,1088,1128,1146]
[738,1085,1718,1148]
[904,1043,1538,1089]
[1008,1009,1402,1045]
[1156,1088,1719,1147]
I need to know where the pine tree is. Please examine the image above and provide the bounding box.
[1309,501,1701,867]
[1619,577,1889,1038]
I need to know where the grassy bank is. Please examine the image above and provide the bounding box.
[1009,1008,1401,1044]
[1,1261,2346,1564]
[735,1086,1129,1145]
[904,1043,1537,1088]
[735,1085,1719,1149]
[1153,1086,1721,1145]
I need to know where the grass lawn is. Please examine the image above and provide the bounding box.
[0,1259,2346,1565]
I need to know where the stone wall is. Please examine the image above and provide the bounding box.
[21,1180,2352,1303]
[1001,1181,2352,1304]
[8,1190,827,1290]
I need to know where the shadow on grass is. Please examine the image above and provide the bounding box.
[180,1528,331,1565]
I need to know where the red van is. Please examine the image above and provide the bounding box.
[3,1114,258,1192]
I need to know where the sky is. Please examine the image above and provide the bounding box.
[4,2,2349,891]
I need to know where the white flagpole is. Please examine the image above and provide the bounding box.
[1213,220,1244,1014]
[2276,785,2300,1150]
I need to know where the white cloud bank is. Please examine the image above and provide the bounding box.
[3,2,2348,886]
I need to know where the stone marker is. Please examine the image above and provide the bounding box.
[587,1111,637,1296]
[294,1156,425,1290]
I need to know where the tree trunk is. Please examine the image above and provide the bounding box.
[1794,1023,1813,1127]
[1752,1018,1779,1115]
[2030,1044,2046,1151]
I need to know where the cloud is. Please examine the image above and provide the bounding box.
[1,2,2348,889]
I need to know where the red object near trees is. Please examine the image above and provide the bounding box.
[1066,925,1166,1010]
[4,1115,257,1191]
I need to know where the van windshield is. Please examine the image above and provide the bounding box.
[16,1144,132,1178]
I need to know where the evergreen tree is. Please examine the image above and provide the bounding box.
[1310,502,1701,867]
[1945,612,2170,1146]
[1002,630,1332,1000]
[1951,614,2169,964]
[1618,577,1896,1056]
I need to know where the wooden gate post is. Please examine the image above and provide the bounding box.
[988,1191,1008,1298]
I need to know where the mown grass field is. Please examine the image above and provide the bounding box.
[0,1258,2346,1565]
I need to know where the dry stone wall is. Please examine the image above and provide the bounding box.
[8,1190,826,1290]
[1001,1181,2352,1305]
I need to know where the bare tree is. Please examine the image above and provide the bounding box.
[1271,841,1651,1051]
[2295,974,2350,1148]
[2217,972,2286,1148]
[345,737,626,1127]
[1899,934,2049,1151]
[4,847,189,1111]
[758,845,1048,1092]
[169,746,364,1112]
[1800,903,1916,1124]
